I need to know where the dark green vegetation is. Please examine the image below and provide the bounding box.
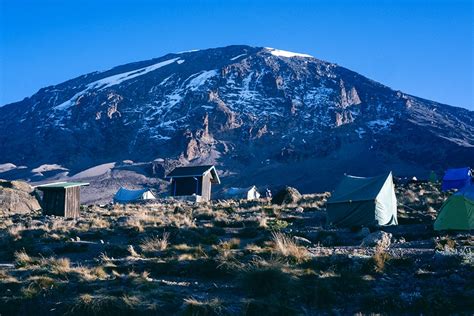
[0,183,473,315]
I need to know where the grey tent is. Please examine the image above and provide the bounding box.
[326,172,398,227]
[113,187,156,204]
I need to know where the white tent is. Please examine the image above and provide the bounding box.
[224,186,260,200]
[113,187,156,204]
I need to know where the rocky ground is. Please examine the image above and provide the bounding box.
[0,182,473,315]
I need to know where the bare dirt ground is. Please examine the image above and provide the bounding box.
[0,183,473,315]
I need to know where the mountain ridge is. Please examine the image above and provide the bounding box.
[0,45,473,199]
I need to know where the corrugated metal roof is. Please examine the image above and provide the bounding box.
[166,165,220,184]
[36,182,89,189]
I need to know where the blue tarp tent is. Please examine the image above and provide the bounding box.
[113,187,156,203]
[441,167,472,191]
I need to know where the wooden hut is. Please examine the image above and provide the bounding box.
[36,182,89,218]
[166,165,220,202]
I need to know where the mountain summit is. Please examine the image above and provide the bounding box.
[1,45,473,193]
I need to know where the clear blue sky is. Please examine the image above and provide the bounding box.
[0,0,472,109]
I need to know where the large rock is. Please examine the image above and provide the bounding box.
[361,231,392,249]
[272,186,302,205]
[0,179,41,214]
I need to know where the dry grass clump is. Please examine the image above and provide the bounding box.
[0,270,20,283]
[21,275,58,299]
[182,297,225,316]
[140,232,170,252]
[43,257,71,275]
[73,265,108,281]
[171,214,196,228]
[123,216,144,232]
[90,217,111,229]
[370,246,392,273]
[68,293,139,315]
[14,250,38,268]
[271,232,310,263]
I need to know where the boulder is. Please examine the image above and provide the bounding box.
[361,231,392,249]
[293,236,312,246]
[272,186,302,205]
[0,179,41,214]
[357,227,371,238]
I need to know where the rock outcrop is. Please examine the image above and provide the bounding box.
[0,180,41,214]
[361,231,392,249]
[272,186,302,205]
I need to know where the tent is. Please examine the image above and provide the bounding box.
[326,172,398,227]
[429,171,438,184]
[441,167,471,191]
[434,185,474,231]
[113,187,156,204]
[224,186,260,200]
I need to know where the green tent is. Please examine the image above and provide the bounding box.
[434,185,474,231]
[327,172,398,227]
[429,171,438,183]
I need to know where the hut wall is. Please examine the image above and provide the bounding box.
[201,173,212,201]
[65,186,81,218]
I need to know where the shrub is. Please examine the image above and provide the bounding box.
[266,219,288,231]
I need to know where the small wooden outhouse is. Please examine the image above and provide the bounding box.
[36,182,89,218]
[166,165,220,202]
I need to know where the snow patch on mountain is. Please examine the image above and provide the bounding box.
[367,118,394,131]
[54,57,181,110]
[231,53,247,61]
[266,47,313,58]
[187,70,218,91]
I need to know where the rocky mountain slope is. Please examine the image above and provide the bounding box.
[1,45,473,196]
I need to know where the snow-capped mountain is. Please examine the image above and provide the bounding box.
[1,45,473,193]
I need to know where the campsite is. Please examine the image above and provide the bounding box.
[0,167,473,315]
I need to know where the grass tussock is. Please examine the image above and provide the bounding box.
[140,232,170,252]
[182,297,225,316]
[271,232,310,263]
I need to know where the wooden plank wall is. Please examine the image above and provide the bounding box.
[41,187,81,218]
[65,187,80,218]
[201,173,212,201]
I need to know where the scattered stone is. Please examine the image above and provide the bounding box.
[361,231,392,248]
[295,206,304,213]
[272,186,302,205]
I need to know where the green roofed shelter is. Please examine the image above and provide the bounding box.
[434,185,474,231]
[327,172,398,227]
[36,182,89,218]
